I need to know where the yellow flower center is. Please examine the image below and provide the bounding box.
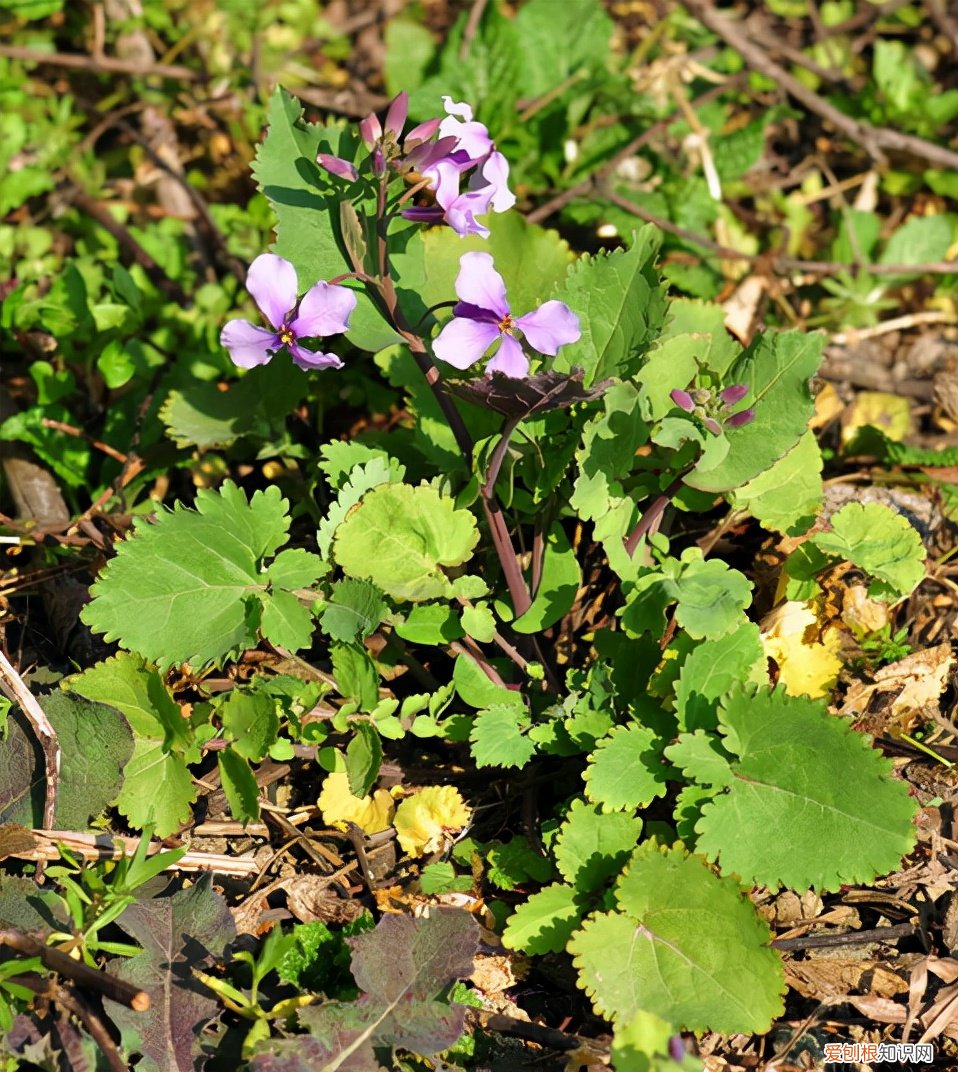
[279,328,295,346]
[498,313,514,335]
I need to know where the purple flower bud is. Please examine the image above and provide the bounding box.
[316,154,359,183]
[384,92,409,138]
[703,416,723,436]
[720,383,749,406]
[371,147,386,176]
[359,112,382,148]
[668,1035,686,1062]
[670,389,695,412]
[726,407,755,428]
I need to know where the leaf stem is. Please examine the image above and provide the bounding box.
[623,472,688,558]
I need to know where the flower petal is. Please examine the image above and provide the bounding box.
[454,251,509,317]
[485,334,529,378]
[360,112,382,147]
[433,315,501,369]
[444,199,490,239]
[515,301,580,356]
[477,151,515,212]
[290,344,344,371]
[317,154,358,182]
[290,282,358,337]
[221,320,279,369]
[384,92,409,137]
[441,97,474,122]
[406,117,441,146]
[246,253,298,329]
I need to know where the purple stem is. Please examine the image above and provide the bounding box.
[623,472,688,558]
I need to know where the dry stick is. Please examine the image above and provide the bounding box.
[771,922,916,952]
[0,929,150,1012]
[40,419,128,465]
[682,0,958,172]
[0,43,201,80]
[526,76,745,226]
[0,652,58,872]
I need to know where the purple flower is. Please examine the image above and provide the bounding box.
[670,389,695,413]
[220,254,356,372]
[669,381,755,435]
[433,252,580,378]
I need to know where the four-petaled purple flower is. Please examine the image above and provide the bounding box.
[221,254,356,372]
[433,252,580,379]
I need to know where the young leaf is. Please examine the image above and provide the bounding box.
[345,722,382,799]
[218,689,279,762]
[502,882,587,955]
[486,837,554,890]
[459,600,496,643]
[107,877,235,1072]
[583,725,668,812]
[469,705,535,769]
[808,501,925,600]
[513,523,581,634]
[694,685,918,889]
[570,843,784,1033]
[218,747,260,824]
[115,739,196,836]
[554,798,643,893]
[320,579,387,643]
[333,484,479,602]
[673,621,766,732]
[82,483,314,668]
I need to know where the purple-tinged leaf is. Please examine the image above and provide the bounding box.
[446,368,613,419]
[106,877,235,1072]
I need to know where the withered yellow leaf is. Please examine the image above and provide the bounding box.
[318,772,395,835]
[842,391,911,446]
[760,600,842,699]
[394,785,471,857]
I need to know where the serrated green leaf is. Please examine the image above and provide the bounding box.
[502,883,587,955]
[694,685,918,889]
[728,429,823,535]
[569,843,784,1032]
[266,548,327,590]
[259,589,315,652]
[809,501,925,599]
[686,330,824,492]
[115,738,195,836]
[552,227,668,386]
[82,483,301,668]
[673,621,766,732]
[583,725,668,811]
[486,837,554,890]
[345,722,382,799]
[320,579,387,643]
[219,690,278,762]
[334,484,479,602]
[218,747,260,824]
[318,455,406,559]
[469,706,535,769]
[513,0,613,97]
[664,731,734,787]
[554,798,643,893]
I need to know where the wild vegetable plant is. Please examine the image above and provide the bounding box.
[73,84,923,1067]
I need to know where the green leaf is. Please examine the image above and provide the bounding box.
[673,621,767,732]
[345,722,382,799]
[333,484,479,602]
[486,837,554,890]
[694,685,917,890]
[260,589,316,652]
[570,382,650,522]
[469,706,535,769]
[513,524,581,634]
[0,693,132,829]
[728,429,823,536]
[808,501,925,599]
[569,843,784,1032]
[552,227,668,386]
[395,603,465,645]
[318,455,406,559]
[686,330,824,492]
[513,0,614,97]
[331,642,380,712]
[265,548,327,590]
[664,731,734,787]
[452,654,523,710]
[502,883,587,955]
[218,747,260,824]
[159,362,307,449]
[554,798,643,893]
[880,215,954,277]
[82,482,307,668]
[583,725,668,811]
[459,601,496,643]
[219,690,279,762]
[320,579,387,643]
[115,739,196,836]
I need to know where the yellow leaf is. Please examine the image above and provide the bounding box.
[842,391,911,446]
[393,785,471,857]
[317,772,395,835]
[760,600,842,699]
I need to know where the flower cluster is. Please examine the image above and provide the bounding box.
[318,93,514,239]
[670,384,755,435]
[220,254,356,371]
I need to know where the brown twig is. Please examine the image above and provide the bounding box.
[682,0,958,172]
[0,929,149,1012]
[0,44,201,81]
[460,0,491,61]
[0,654,59,872]
[771,922,916,951]
[40,419,129,465]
